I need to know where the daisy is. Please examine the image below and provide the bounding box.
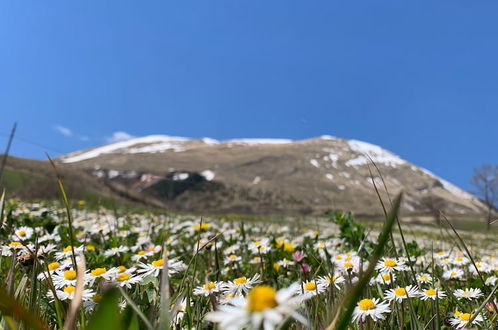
[137,258,186,278]
[13,227,34,240]
[416,273,432,284]
[452,256,469,266]
[52,269,80,289]
[248,239,270,255]
[443,268,464,280]
[375,272,396,285]
[224,254,242,265]
[47,286,95,302]
[376,258,407,273]
[86,267,113,285]
[103,246,129,257]
[453,288,483,301]
[485,275,497,286]
[113,272,142,288]
[352,298,391,322]
[470,262,492,275]
[55,245,84,260]
[449,311,484,329]
[277,258,295,268]
[193,281,224,296]
[37,261,63,280]
[384,285,420,303]
[420,288,446,301]
[206,284,309,330]
[299,280,327,297]
[317,273,345,290]
[222,274,261,296]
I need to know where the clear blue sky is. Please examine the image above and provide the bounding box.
[1,1,497,190]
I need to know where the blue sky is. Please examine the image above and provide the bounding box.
[1,1,497,190]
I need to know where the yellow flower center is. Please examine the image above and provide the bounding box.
[117,266,126,273]
[344,256,352,261]
[304,282,316,291]
[86,245,95,251]
[425,289,436,296]
[203,282,216,290]
[116,273,131,282]
[63,246,73,253]
[148,247,155,252]
[344,262,354,269]
[420,275,428,281]
[92,294,102,303]
[234,277,247,285]
[459,313,471,321]
[91,268,107,277]
[152,259,164,268]
[276,240,284,248]
[48,262,60,271]
[456,257,463,262]
[384,259,397,267]
[382,274,391,281]
[335,255,343,260]
[247,286,278,312]
[463,290,470,295]
[394,288,406,296]
[64,270,77,280]
[450,272,457,277]
[229,255,237,260]
[64,286,76,294]
[18,230,27,237]
[137,250,145,255]
[10,241,20,247]
[253,240,262,247]
[358,299,375,311]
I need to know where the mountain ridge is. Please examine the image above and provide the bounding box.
[54,134,484,217]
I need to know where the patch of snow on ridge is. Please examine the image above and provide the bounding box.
[325,173,333,180]
[61,135,192,163]
[172,173,189,181]
[201,170,215,181]
[252,176,261,184]
[227,138,292,145]
[310,159,320,168]
[345,140,405,167]
[419,168,474,200]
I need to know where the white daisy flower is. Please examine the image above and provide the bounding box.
[193,281,224,296]
[103,246,129,257]
[299,280,327,297]
[137,258,186,278]
[384,285,420,303]
[206,284,309,330]
[317,273,345,290]
[416,273,432,284]
[352,298,391,322]
[224,254,242,265]
[375,272,396,285]
[453,288,483,301]
[277,259,295,268]
[449,311,484,329]
[248,239,270,255]
[420,288,446,301]
[376,258,407,273]
[52,269,80,289]
[47,286,95,302]
[13,227,34,240]
[442,268,464,280]
[222,274,261,296]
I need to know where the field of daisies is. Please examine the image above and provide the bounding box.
[0,194,497,329]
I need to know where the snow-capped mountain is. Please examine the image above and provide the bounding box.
[58,135,484,216]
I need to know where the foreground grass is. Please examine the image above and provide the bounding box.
[0,197,496,329]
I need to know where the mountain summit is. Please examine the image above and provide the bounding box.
[59,135,484,216]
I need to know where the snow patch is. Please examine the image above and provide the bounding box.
[227,138,292,145]
[252,176,261,184]
[172,173,189,181]
[419,168,474,200]
[338,185,346,190]
[61,135,191,163]
[325,173,334,180]
[345,140,405,167]
[310,159,320,168]
[201,170,215,181]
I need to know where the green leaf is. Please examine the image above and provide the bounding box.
[87,288,122,330]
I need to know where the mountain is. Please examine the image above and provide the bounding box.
[53,135,485,217]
